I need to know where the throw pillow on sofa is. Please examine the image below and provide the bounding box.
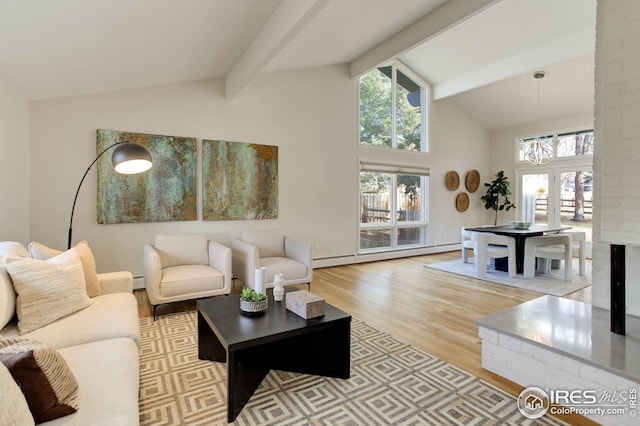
[0,360,35,425]
[4,248,91,334]
[0,336,78,424]
[28,240,102,298]
[0,242,30,331]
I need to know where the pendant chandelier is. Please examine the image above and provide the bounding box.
[525,136,553,165]
[524,71,553,165]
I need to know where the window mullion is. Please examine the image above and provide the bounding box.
[391,64,397,149]
[391,174,398,248]
[420,176,427,223]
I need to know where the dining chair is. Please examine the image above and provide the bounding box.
[461,226,495,264]
[461,227,475,263]
[561,231,586,276]
[471,232,516,278]
[523,234,572,281]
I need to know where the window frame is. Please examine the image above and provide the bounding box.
[516,128,594,164]
[358,162,429,253]
[358,61,430,153]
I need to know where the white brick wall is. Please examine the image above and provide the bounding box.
[479,326,640,426]
[593,0,640,315]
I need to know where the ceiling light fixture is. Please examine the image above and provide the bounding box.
[524,71,553,165]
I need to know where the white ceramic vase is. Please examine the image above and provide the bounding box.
[254,267,266,295]
[273,273,284,301]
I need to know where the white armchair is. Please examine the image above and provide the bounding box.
[231,229,312,290]
[143,233,232,320]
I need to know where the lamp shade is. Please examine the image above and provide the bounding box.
[112,142,153,174]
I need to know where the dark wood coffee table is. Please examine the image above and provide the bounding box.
[197,289,351,422]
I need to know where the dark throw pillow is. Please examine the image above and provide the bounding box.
[0,336,78,424]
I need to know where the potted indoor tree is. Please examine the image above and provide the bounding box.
[481,170,516,225]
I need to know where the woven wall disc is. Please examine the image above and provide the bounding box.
[456,192,470,212]
[446,171,460,190]
[465,170,480,193]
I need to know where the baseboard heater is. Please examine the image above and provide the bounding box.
[313,256,357,269]
[312,244,460,269]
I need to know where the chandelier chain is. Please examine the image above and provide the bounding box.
[524,71,553,165]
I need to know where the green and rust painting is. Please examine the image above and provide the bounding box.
[96,129,197,223]
[202,140,278,221]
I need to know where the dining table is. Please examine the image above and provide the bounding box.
[464,224,572,274]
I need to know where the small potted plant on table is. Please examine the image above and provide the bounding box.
[240,286,268,315]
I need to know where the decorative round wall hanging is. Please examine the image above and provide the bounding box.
[456,192,470,212]
[465,169,480,193]
[446,171,460,190]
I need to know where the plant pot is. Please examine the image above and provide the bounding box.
[240,298,268,316]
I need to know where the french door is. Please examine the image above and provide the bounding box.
[520,170,552,226]
[519,167,593,244]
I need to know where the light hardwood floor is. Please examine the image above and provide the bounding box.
[134,251,597,425]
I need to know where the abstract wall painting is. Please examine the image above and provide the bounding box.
[96,129,197,224]
[202,140,278,221]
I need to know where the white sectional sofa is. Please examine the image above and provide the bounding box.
[0,241,140,425]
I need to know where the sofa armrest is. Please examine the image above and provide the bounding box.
[98,271,133,294]
[143,244,163,305]
[231,239,259,288]
[208,241,232,293]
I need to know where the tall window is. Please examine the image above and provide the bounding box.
[359,163,429,252]
[358,62,429,253]
[359,63,427,152]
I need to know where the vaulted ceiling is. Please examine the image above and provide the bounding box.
[0,0,596,131]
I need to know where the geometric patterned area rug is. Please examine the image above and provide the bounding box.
[138,311,566,425]
[425,258,592,297]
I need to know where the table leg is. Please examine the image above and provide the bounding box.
[227,350,269,423]
[197,311,226,362]
[514,234,527,274]
[269,319,351,379]
[225,318,351,422]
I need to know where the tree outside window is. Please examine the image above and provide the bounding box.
[359,65,426,152]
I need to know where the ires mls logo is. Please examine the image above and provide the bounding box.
[517,387,550,419]
[518,386,638,420]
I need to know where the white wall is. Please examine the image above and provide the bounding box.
[28,65,489,276]
[429,98,491,238]
[0,75,30,243]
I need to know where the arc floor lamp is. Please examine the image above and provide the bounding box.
[68,141,152,249]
